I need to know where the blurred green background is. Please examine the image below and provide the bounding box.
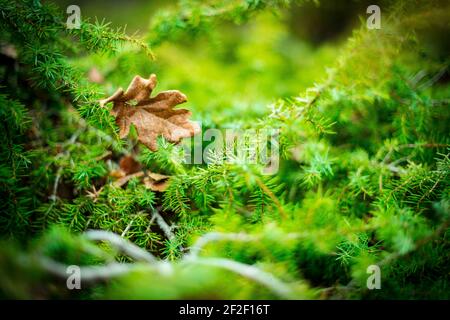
[46,0,389,127]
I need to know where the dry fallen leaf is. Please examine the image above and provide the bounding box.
[113,171,145,188]
[109,154,141,178]
[143,171,170,192]
[110,169,126,179]
[119,155,142,175]
[111,170,170,192]
[147,172,169,181]
[109,154,170,191]
[100,74,200,151]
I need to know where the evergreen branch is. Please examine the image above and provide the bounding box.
[148,0,299,46]
[339,217,450,297]
[382,143,450,163]
[254,176,287,220]
[73,19,155,59]
[378,218,450,268]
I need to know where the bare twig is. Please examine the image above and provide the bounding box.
[36,229,298,298]
[121,220,133,238]
[48,167,62,202]
[183,257,295,299]
[188,231,302,258]
[152,209,175,241]
[189,232,258,257]
[84,229,157,263]
[38,257,141,282]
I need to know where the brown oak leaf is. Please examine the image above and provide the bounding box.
[100,74,200,151]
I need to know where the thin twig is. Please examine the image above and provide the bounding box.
[121,219,133,238]
[49,167,62,202]
[36,229,298,298]
[183,257,295,299]
[84,229,156,263]
[152,209,175,241]
[188,231,302,257]
[189,232,258,257]
[38,257,140,282]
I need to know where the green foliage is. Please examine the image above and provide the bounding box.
[0,0,449,299]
